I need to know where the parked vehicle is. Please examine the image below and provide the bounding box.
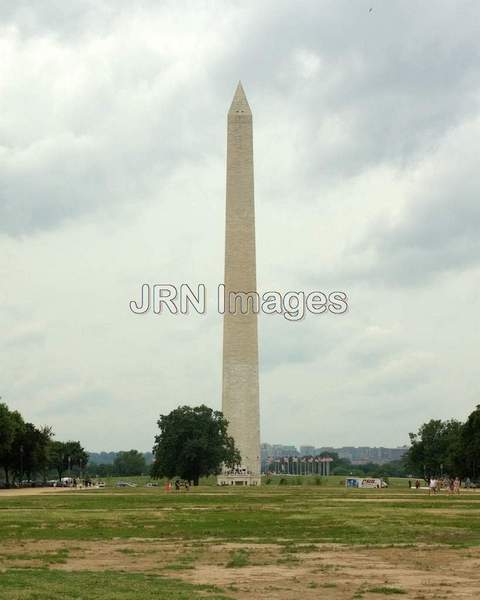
[345,477,388,489]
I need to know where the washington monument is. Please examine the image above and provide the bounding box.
[219,82,261,486]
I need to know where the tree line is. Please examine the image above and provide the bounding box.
[325,454,408,478]
[3,398,480,486]
[0,402,88,486]
[87,450,148,477]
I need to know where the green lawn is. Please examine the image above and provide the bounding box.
[1,482,479,545]
[0,569,230,600]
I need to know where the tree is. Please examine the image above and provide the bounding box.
[48,440,89,479]
[10,423,53,483]
[48,441,66,479]
[0,403,15,485]
[0,401,87,486]
[152,405,240,486]
[0,403,25,486]
[113,450,146,476]
[443,420,465,477]
[406,419,463,479]
[64,441,89,475]
[35,426,54,482]
[462,405,480,479]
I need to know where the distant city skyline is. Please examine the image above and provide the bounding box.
[261,443,408,464]
[87,444,408,466]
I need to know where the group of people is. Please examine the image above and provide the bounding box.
[431,476,461,495]
[164,479,190,491]
[409,477,461,494]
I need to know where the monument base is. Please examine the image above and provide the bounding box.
[217,473,261,486]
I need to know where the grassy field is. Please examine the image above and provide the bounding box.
[1,479,480,599]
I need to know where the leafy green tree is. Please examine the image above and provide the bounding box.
[35,426,54,482]
[0,401,87,486]
[462,405,480,479]
[443,420,465,477]
[11,423,53,483]
[0,403,25,486]
[48,441,66,479]
[64,441,89,475]
[406,419,463,479]
[0,403,15,484]
[152,405,240,486]
[113,450,146,476]
[48,440,89,479]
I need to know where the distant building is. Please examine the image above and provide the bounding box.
[317,445,408,464]
[263,444,408,466]
[261,443,299,462]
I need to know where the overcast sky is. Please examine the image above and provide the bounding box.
[1,0,480,452]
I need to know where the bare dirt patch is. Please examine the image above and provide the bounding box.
[0,487,77,498]
[182,544,480,599]
[1,539,480,599]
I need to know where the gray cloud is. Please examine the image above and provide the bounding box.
[221,1,480,183]
[3,1,480,236]
[344,119,480,286]
[2,1,480,450]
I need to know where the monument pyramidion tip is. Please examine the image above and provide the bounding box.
[228,81,252,116]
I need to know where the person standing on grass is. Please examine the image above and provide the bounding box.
[429,477,437,495]
[454,477,461,495]
[415,479,420,490]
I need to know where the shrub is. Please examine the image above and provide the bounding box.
[226,549,249,568]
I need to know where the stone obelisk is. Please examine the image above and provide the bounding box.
[220,82,260,486]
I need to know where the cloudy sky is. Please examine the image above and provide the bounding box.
[2,0,480,452]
